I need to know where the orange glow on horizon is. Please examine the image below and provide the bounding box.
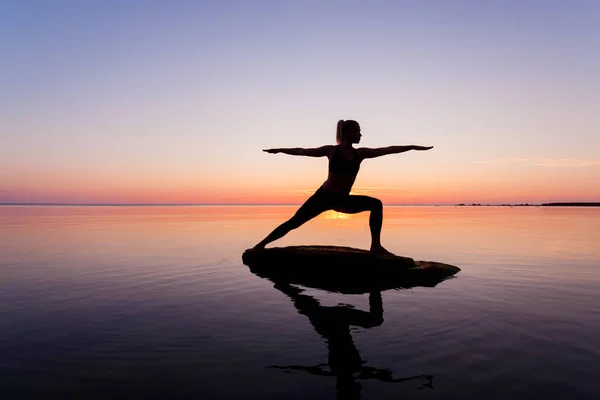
[321,210,353,220]
[2,164,599,204]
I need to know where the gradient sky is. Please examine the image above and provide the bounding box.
[2,1,599,204]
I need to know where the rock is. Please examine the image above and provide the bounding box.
[242,245,460,294]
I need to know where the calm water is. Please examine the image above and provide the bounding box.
[1,205,600,399]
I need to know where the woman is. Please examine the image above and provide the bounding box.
[252,119,433,254]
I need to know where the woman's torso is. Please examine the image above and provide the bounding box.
[320,145,361,195]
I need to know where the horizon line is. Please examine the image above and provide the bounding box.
[0,202,466,207]
[2,202,597,207]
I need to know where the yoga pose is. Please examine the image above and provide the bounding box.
[252,120,433,254]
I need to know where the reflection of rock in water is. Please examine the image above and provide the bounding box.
[270,283,434,398]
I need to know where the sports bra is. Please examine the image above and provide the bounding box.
[328,145,361,176]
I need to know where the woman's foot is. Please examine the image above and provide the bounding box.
[370,244,395,256]
[250,243,265,251]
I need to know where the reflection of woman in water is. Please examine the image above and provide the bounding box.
[271,283,433,398]
[252,120,433,254]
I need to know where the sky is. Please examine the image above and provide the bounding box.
[1,0,599,205]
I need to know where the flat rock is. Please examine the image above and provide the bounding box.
[242,245,460,294]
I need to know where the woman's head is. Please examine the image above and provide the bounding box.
[336,120,361,144]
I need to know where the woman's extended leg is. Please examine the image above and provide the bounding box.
[333,195,392,255]
[252,194,329,250]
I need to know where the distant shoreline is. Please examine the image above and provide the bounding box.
[540,202,600,207]
[1,202,599,207]
[455,202,600,207]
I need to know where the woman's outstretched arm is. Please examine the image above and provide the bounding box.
[263,145,333,157]
[358,145,433,159]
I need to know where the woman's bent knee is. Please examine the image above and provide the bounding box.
[371,198,383,211]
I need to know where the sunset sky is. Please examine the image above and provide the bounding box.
[2,1,599,205]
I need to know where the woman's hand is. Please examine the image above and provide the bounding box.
[412,146,434,151]
[263,148,281,154]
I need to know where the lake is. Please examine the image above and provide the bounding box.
[1,205,599,399]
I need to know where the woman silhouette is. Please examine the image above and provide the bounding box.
[252,120,433,254]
